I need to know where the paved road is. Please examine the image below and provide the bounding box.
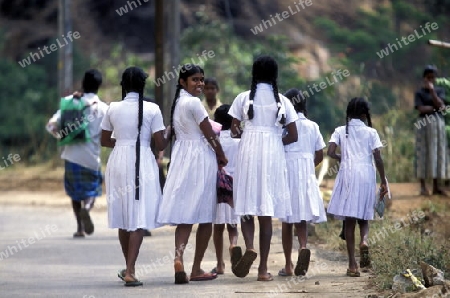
[0,203,376,298]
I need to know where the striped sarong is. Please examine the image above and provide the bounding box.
[64,161,102,201]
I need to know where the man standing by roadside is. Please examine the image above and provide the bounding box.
[46,69,108,237]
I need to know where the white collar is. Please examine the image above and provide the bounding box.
[348,118,366,126]
[123,92,140,102]
[298,112,307,119]
[180,89,194,97]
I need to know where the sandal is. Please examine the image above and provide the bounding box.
[232,249,257,278]
[230,246,243,269]
[278,268,293,277]
[346,269,361,277]
[174,261,189,284]
[124,276,143,287]
[73,231,85,238]
[117,269,126,281]
[257,272,274,281]
[190,271,218,281]
[360,245,370,268]
[210,267,224,275]
[295,249,311,276]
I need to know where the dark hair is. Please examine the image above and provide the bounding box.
[121,66,148,200]
[345,97,372,138]
[82,69,102,93]
[170,64,204,140]
[248,55,285,124]
[423,65,438,77]
[284,88,307,116]
[204,77,219,90]
[214,104,232,130]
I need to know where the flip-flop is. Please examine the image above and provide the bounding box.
[124,278,143,287]
[232,249,257,278]
[295,249,311,276]
[257,272,274,281]
[117,269,126,281]
[73,231,85,238]
[360,245,370,268]
[79,208,94,235]
[230,246,243,269]
[210,267,224,275]
[189,272,218,281]
[346,269,361,277]
[174,261,189,284]
[277,268,293,277]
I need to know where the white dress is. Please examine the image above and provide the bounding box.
[101,92,165,231]
[228,83,298,218]
[214,130,240,225]
[327,119,383,220]
[157,90,218,225]
[281,113,327,224]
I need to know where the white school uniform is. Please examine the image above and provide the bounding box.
[101,92,165,231]
[281,112,327,224]
[327,119,383,220]
[214,130,240,225]
[157,89,218,225]
[228,83,298,218]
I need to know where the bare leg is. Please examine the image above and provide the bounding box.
[227,224,238,247]
[213,224,225,274]
[420,179,429,195]
[281,222,294,275]
[258,216,272,277]
[191,223,213,276]
[118,229,130,263]
[71,200,83,234]
[358,219,369,247]
[241,215,255,250]
[124,229,145,280]
[174,224,193,264]
[295,221,308,249]
[345,218,357,271]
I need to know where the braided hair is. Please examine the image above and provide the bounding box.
[284,88,307,117]
[169,64,204,141]
[248,55,285,124]
[121,66,148,200]
[345,97,372,138]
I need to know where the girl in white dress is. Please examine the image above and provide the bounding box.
[211,104,240,275]
[278,88,327,277]
[228,56,298,281]
[327,97,387,277]
[101,67,170,286]
[157,64,228,284]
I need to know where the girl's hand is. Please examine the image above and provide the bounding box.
[217,154,228,168]
[379,182,388,199]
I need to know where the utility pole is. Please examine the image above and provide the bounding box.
[155,0,164,114]
[164,0,180,123]
[58,0,73,96]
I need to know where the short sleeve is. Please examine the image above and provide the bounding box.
[190,98,209,125]
[314,125,326,150]
[370,129,383,150]
[283,96,299,124]
[100,106,113,131]
[229,93,245,121]
[150,107,166,133]
[329,128,341,146]
[414,91,424,109]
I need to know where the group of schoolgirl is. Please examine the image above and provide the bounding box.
[101,56,388,287]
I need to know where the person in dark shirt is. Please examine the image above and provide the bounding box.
[414,65,447,196]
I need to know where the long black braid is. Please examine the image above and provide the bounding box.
[345,97,372,138]
[121,66,148,200]
[272,79,286,125]
[247,55,284,124]
[248,77,257,119]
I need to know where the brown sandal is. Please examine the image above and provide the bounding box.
[295,249,311,276]
[174,261,189,284]
[232,249,257,278]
